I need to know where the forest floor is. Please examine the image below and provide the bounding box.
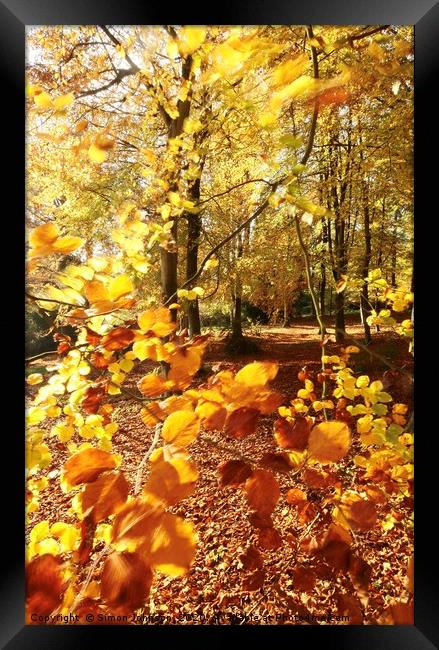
[26,315,414,625]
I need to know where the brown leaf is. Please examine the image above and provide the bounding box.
[82,381,108,414]
[383,601,414,624]
[302,467,340,489]
[290,566,316,592]
[297,501,320,525]
[242,569,265,592]
[259,452,293,474]
[248,512,273,529]
[101,327,134,351]
[245,469,280,516]
[82,470,130,524]
[257,526,283,550]
[348,554,372,594]
[74,514,97,565]
[218,460,253,487]
[101,551,153,614]
[26,555,66,619]
[239,545,263,571]
[64,448,117,486]
[224,407,259,439]
[336,593,363,625]
[318,524,352,571]
[274,417,310,451]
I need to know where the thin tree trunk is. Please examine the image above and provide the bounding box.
[360,195,372,344]
[335,291,345,341]
[231,293,243,338]
[185,177,202,336]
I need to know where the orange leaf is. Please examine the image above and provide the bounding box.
[26,555,66,618]
[64,448,117,486]
[308,420,351,464]
[286,488,307,505]
[195,401,227,431]
[82,382,108,414]
[101,327,134,351]
[302,466,340,489]
[224,407,259,439]
[144,458,198,506]
[139,511,197,576]
[339,493,377,531]
[82,470,130,524]
[161,410,200,447]
[137,374,169,398]
[111,498,164,547]
[101,551,152,614]
[235,361,278,386]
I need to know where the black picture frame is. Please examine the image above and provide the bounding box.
[5,0,438,646]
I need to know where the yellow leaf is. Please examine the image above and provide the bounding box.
[53,93,74,111]
[34,91,53,109]
[161,410,200,447]
[258,112,277,128]
[178,26,206,57]
[166,39,179,59]
[272,53,309,87]
[205,258,218,270]
[30,520,50,543]
[183,118,203,134]
[88,143,108,164]
[108,274,134,301]
[27,373,43,385]
[235,361,278,386]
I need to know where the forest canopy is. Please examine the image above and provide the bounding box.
[25,25,414,626]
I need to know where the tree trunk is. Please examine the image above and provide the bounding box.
[335,291,346,341]
[185,176,202,337]
[282,298,290,327]
[360,197,372,345]
[231,293,243,338]
[160,219,178,323]
[319,262,326,317]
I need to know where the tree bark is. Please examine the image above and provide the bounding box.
[360,190,372,344]
[185,176,202,336]
[335,290,346,341]
[231,293,243,338]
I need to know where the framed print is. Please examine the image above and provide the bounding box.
[1,0,437,646]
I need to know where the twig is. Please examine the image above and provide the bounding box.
[134,423,162,495]
[71,544,111,612]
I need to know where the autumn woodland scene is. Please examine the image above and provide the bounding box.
[25,25,414,626]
